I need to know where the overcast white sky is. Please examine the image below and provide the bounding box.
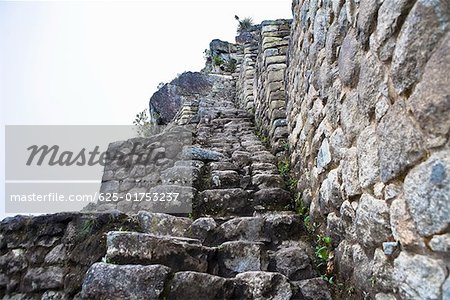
[0,0,292,219]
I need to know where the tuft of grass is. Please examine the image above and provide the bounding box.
[213,55,224,66]
[277,158,290,177]
[79,219,97,239]
[236,16,254,32]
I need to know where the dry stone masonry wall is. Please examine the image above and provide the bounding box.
[283,0,450,299]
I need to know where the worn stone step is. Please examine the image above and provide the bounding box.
[210,170,241,189]
[106,232,214,273]
[194,188,254,217]
[135,211,192,237]
[77,263,170,300]
[167,271,236,300]
[160,165,200,186]
[216,241,268,277]
[204,212,304,246]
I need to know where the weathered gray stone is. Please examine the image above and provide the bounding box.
[409,32,450,144]
[341,148,361,197]
[352,243,373,291]
[319,168,342,212]
[22,267,65,292]
[150,72,213,123]
[196,188,252,217]
[394,252,447,300]
[338,30,360,87]
[370,0,415,61]
[209,217,268,245]
[218,241,268,277]
[354,194,391,249]
[377,102,425,182]
[272,246,314,280]
[188,217,217,242]
[357,0,382,46]
[252,174,284,189]
[357,125,380,188]
[253,188,292,210]
[80,263,170,300]
[236,271,292,300]
[317,138,331,172]
[136,211,192,237]
[404,150,450,236]
[106,232,211,273]
[341,91,369,143]
[357,52,385,116]
[293,277,332,300]
[443,276,450,300]
[372,248,395,291]
[429,234,450,252]
[44,244,66,265]
[168,272,235,300]
[392,0,450,94]
[211,170,240,188]
[232,151,251,167]
[375,293,397,300]
[390,197,425,249]
[382,242,398,256]
[182,147,225,162]
[41,291,67,300]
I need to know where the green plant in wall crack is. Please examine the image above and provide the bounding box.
[235,15,254,32]
[277,158,290,177]
[212,55,224,66]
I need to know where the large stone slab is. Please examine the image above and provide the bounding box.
[79,263,170,300]
[106,232,212,273]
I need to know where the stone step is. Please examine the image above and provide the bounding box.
[78,263,331,300]
[203,212,304,246]
[194,188,253,217]
[77,262,170,300]
[135,211,192,237]
[106,232,214,273]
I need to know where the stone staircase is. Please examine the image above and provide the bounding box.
[76,75,332,299]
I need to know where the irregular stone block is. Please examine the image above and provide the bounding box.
[252,174,284,189]
[370,0,415,61]
[168,271,236,300]
[392,0,450,94]
[404,150,450,236]
[80,263,170,300]
[188,217,217,242]
[377,102,425,182]
[292,277,332,300]
[341,148,361,197]
[253,188,292,211]
[211,170,240,189]
[357,125,380,188]
[394,252,447,299]
[22,267,65,292]
[272,246,314,280]
[195,188,252,217]
[217,241,268,277]
[390,197,425,249]
[354,194,392,249]
[410,32,450,144]
[136,211,192,237]
[429,233,450,252]
[235,271,292,300]
[338,30,360,87]
[106,232,212,273]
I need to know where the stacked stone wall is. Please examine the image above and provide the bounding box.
[285,0,450,298]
